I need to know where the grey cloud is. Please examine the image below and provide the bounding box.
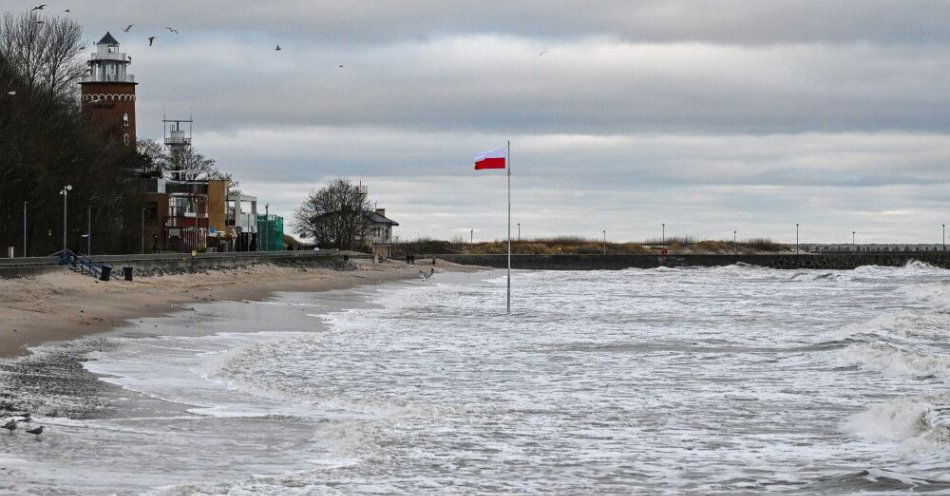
[11,0,950,46]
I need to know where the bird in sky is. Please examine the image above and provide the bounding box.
[26,426,44,437]
[166,26,179,34]
[148,36,155,46]
[123,24,134,32]
[2,419,17,431]
[275,44,281,51]
[338,64,345,68]
[31,4,46,11]
[36,20,43,25]
[538,49,548,56]
[64,9,71,13]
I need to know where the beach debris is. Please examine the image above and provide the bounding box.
[25,426,44,437]
[2,419,17,431]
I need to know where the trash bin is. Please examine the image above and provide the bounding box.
[99,265,112,281]
[123,266,133,281]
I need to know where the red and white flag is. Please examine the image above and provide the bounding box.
[473,148,506,170]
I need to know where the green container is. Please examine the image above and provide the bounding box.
[256,214,285,251]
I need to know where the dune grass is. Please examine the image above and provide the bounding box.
[391,236,789,256]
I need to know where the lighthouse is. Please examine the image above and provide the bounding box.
[80,32,137,148]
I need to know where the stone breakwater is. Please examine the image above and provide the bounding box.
[433,252,950,270]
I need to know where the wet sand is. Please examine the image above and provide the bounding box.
[0,259,476,358]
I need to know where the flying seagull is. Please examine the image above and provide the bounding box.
[148,36,155,46]
[31,4,46,11]
[338,64,345,68]
[36,21,44,24]
[26,426,44,437]
[123,24,134,32]
[64,9,71,13]
[538,49,548,56]
[166,26,179,34]
[275,44,281,51]
[420,268,435,279]
[2,419,17,431]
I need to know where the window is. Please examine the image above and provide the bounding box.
[123,113,129,126]
[122,133,130,146]
[143,201,159,225]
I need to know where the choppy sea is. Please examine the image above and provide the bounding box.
[2,263,950,494]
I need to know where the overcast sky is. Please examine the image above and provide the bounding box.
[8,1,950,243]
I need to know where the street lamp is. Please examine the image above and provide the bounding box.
[22,201,28,257]
[796,223,799,254]
[517,223,521,241]
[59,185,72,251]
[264,203,269,252]
[943,224,946,252]
[662,223,665,244]
[603,230,607,256]
[733,230,737,255]
[852,230,856,249]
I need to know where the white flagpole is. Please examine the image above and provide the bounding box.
[507,139,511,314]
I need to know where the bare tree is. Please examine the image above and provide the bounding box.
[294,178,370,250]
[0,11,84,100]
[161,145,228,181]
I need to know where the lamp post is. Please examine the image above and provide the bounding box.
[943,224,945,252]
[141,207,146,254]
[264,203,269,252]
[470,228,473,244]
[517,223,521,241]
[603,230,607,256]
[59,185,72,251]
[86,205,92,255]
[796,223,799,254]
[662,223,665,244]
[852,230,856,249]
[22,201,27,257]
[733,230,737,255]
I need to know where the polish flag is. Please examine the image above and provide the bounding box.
[473,148,506,170]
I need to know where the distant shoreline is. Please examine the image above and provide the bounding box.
[0,259,480,358]
[433,252,950,271]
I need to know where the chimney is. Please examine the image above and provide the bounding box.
[375,208,385,217]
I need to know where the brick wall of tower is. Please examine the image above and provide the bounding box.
[80,82,137,148]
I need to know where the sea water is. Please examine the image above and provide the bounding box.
[2,264,950,494]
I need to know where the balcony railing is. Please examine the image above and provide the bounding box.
[81,73,135,83]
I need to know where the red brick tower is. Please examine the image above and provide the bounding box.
[80,32,137,148]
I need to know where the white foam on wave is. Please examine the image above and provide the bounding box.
[831,340,950,380]
[844,395,950,455]
[844,397,932,442]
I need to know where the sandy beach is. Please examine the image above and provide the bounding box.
[0,259,475,358]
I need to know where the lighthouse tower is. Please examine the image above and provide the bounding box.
[80,32,137,147]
